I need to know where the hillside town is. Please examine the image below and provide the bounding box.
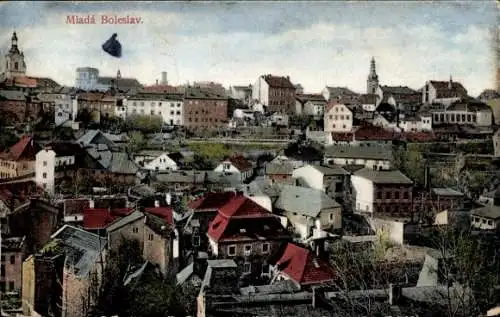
[0,30,500,317]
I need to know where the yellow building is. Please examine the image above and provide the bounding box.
[0,135,39,179]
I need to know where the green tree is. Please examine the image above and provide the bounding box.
[127,131,147,154]
[392,145,425,186]
[124,114,163,132]
[76,108,92,126]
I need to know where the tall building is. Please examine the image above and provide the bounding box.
[2,32,27,80]
[366,57,379,94]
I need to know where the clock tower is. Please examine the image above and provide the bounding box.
[3,32,27,80]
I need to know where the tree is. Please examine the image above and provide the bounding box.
[124,115,163,132]
[392,145,426,186]
[127,131,147,154]
[76,108,92,126]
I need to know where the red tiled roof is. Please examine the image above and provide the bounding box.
[188,191,237,210]
[354,125,395,141]
[8,76,37,88]
[83,208,133,230]
[430,81,467,99]
[0,135,38,161]
[263,75,295,89]
[218,195,272,219]
[228,155,253,172]
[144,207,173,225]
[275,243,336,286]
[331,132,354,142]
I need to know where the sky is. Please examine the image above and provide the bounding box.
[0,1,498,96]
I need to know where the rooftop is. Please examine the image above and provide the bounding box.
[275,185,341,218]
[324,144,393,161]
[354,168,413,185]
[263,75,295,89]
[471,205,500,220]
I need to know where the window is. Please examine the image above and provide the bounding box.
[403,192,409,199]
[243,262,251,274]
[133,227,139,233]
[329,115,333,120]
[1,265,4,277]
[148,234,154,241]
[177,103,181,107]
[0,282,4,292]
[346,115,350,120]
[223,163,231,170]
[8,281,14,291]
[385,192,391,199]
[43,161,47,167]
[193,235,200,247]
[150,110,155,115]
[262,264,270,274]
[42,172,47,178]
[488,220,493,226]
[140,102,144,107]
[227,245,236,256]
[395,191,400,199]
[262,243,269,254]
[9,256,15,265]
[244,244,252,256]
[329,213,334,222]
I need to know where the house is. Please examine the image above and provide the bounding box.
[62,196,128,224]
[213,155,254,183]
[83,206,134,232]
[35,144,79,195]
[295,94,327,118]
[54,94,78,127]
[321,86,360,104]
[376,85,421,108]
[422,78,468,105]
[106,205,180,276]
[270,243,336,289]
[229,85,252,105]
[252,74,296,114]
[122,92,185,125]
[142,152,180,172]
[292,164,349,202]
[0,89,29,126]
[22,225,107,317]
[350,168,413,217]
[207,194,291,278]
[324,102,354,133]
[495,128,500,157]
[0,135,39,179]
[431,98,493,128]
[323,144,393,170]
[183,87,228,129]
[329,124,397,146]
[264,161,295,184]
[272,143,323,169]
[76,129,117,149]
[470,205,500,230]
[274,185,342,240]
[75,67,142,92]
[430,188,465,212]
[359,93,377,112]
[1,236,25,293]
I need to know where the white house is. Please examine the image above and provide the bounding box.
[295,94,326,118]
[213,156,254,183]
[143,152,179,172]
[122,92,185,126]
[323,144,393,170]
[324,103,353,133]
[399,113,433,132]
[54,94,78,127]
[470,205,500,230]
[292,164,349,201]
[431,98,493,128]
[35,146,76,195]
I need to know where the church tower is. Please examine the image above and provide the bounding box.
[367,57,379,94]
[3,32,27,79]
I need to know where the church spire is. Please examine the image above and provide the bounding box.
[10,31,19,54]
[367,57,379,94]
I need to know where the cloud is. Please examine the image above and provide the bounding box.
[0,2,496,96]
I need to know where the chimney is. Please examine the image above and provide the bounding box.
[154,200,160,208]
[388,284,402,305]
[156,79,159,86]
[448,75,452,89]
[89,199,95,209]
[165,192,172,205]
[161,72,168,85]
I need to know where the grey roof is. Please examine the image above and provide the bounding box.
[123,261,149,286]
[176,262,194,285]
[324,87,359,96]
[470,205,500,220]
[240,280,299,296]
[244,177,282,198]
[87,145,113,169]
[51,225,107,278]
[265,162,295,175]
[97,76,142,89]
[103,132,129,142]
[353,168,413,185]
[185,87,227,99]
[324,144,393,161]
[200,259,238,295]
[0,90,26,101]
[78,129,117,147]
[275,185,341,217]
[109,152,139,174]
[155,171,207,184]
[380,85,418,95]
[107,210,145,232]
[431,187,464,197]
[310,164,349,175]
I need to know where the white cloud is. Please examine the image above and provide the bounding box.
[0,9,494,96]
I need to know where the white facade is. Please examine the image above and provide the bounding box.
[252,77,270,107]
[399,114,432,132]
[214,161,252,183]
[324,104,353,133]
[35,149,55,195]
[362,103,376,112]
[143,153,179,172]
[324,156,391,170]
[75,67,108,91]
[471,214,500,230]
[292,165,324,192]
[55,95,78,127]
[432,108,492,127]
[123,96,184,126]
[350,175,375,213]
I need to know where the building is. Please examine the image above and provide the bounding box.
[321,86,360,104]
[324,102,354,133]
[367,57,379,94]
[323,144,393,170]
[35,145,77,195]
[1,32,27,80]
[142,152,180,172]
[183,87,228,129]
[274,185,342,240]
[421,78,468,105]
[252,74,296,114]
[213,155,254,183]
[376,85,421,108]
[295,93,327,118]
[350,168,413,217]
[75,67,142,92]
[0,135,39,179]
[0,89,29,125]
[54,93,78,127]
[431,98,493,127]
[292,164,349,202]
[1,236,25,293]
[471,205,500,230]
[264,162,295,184]
[207,194,291,277]
[270,243,336,289]
[229,85,252,105]
[122,92,185,125]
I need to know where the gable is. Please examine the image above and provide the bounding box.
[146,153,178,168]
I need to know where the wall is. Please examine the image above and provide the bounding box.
[351,176,374,213]
[35,149,56,195]
[325,157,391,170]
[183,99,228,129]
[22,256,35,316]
[144,153,179,171]
[1,248,23,292]
[126,98,184,125]
[62,268,94,317]
[471,215,499,230]
[143,225,170,276]
[284,211,312,239]
[324,104,353,133]
[107,217,145,251]
[292,165,323,191]
[369,217,405,245]
[318,207,342,231]
[0,159,35,179]
[213,162,243,182]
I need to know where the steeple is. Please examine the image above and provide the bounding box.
[367,57,379,94]
[449,75,452,89]
[10,31,20,54]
